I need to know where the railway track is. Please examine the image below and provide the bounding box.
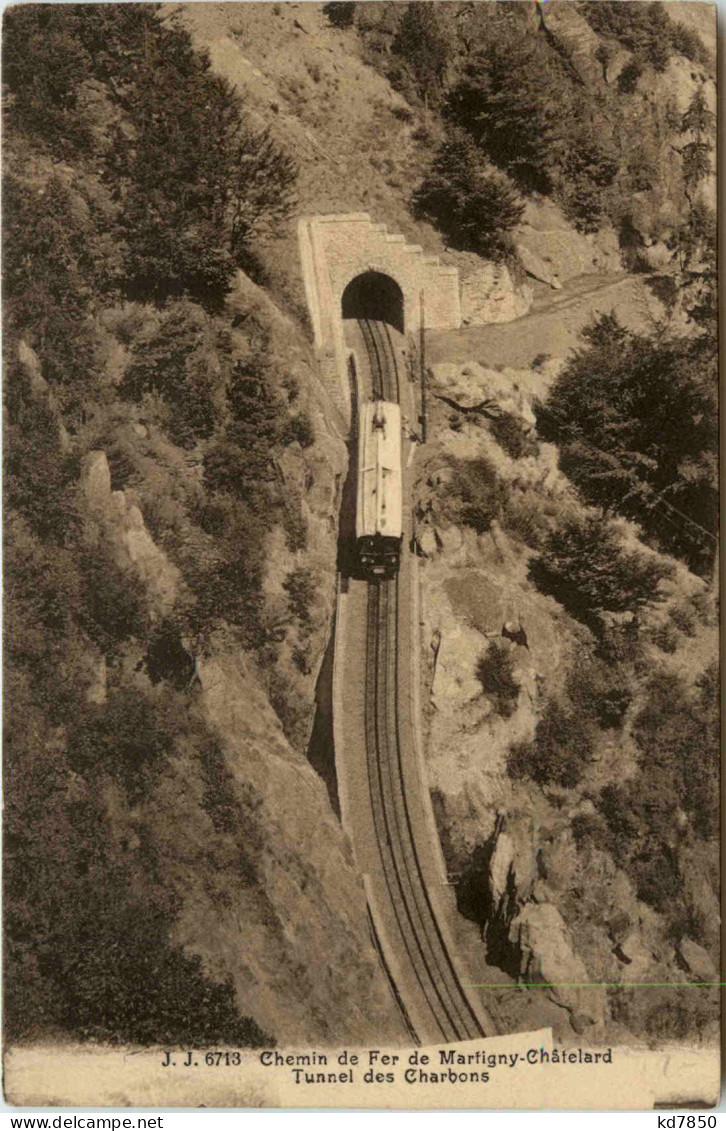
[359,318,400,402]
[357,317,487,1044]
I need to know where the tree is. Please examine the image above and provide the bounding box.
[445,29,568,193]
[412,131,524,257]
[679,89,716,202]
[97,13,296,303]
[391,2,448,107]
[3,5,94,158]
[538,315,718,573]
[528,512,674,630]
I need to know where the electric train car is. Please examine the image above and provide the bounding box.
[356,399,403,578]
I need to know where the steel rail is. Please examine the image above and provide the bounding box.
[364,582,455,1040]
[357,317,487,1043]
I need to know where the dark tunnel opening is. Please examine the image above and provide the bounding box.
[341,271,404,334]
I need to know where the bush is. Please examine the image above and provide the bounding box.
[323,2,355,29]
[501,490,550,550]
[285,412,315,448]
[78,550,148,656]
[489,412,539,459]
[475,641,519,719]
[580,2,708,70]
[570,811,610,853]
[565,658,631,729]
[507,699,592,788]
[283,567,316,630]
[66,690,180,802]
[617,57,644,94]
[528,512,674,631]
[145,621,194,689]
[442,456,504,534]
[668,600,698,638]
[650,621,679,653]
[412,131,524,257]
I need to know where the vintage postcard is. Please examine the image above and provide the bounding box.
[3,0,719,1111]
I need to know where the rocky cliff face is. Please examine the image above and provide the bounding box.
[413,354,718,1044]
[73,424,399,1045]
[19,254,400,1045]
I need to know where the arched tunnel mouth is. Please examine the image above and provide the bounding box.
[341,270,404,334]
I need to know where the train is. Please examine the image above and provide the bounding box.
[356,399,403,578]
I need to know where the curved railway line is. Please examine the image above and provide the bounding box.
[355,317,488,1044]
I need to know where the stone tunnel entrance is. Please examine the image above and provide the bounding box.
[341,271,404,334]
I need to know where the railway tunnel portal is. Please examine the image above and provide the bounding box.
[342,271,404,334]
[298,213,460,422]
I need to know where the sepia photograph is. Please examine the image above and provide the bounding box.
[2,0,719,1112]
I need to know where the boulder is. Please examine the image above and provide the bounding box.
[461,262,533,325]
[615,931,653,979]
[86,656,107,706]
[677,939,718,983]
[516,242,563,290]
[81,451,112,512]
[418,525,438,559]
[430,623,486,714]
[431,362,461,388]
[437,524,463,555]
[511,901,605,1023]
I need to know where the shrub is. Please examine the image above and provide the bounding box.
[283,567,316,630]
[442,456,504,534]
[570,811,610,853]
[507,699,592,788]
[579,2,687,71]
[489,412,538,459]
[668,601,698,637]
[501,491,550,550]
[413,131,524,258]
[145,620,194,689]
[323,2,355,29]
[67,691,177,801]
[565,658,631,729]
[198,740,243,838]
[528,512,674,631]
[617,57,644,94]
[20,894,272,1046]
[650,621,679,653]
[77,550,148,656]
[282,507,308,553]
[475,642,519,719]
[285,412,315,448]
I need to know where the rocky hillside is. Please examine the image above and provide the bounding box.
[4,5,402,1047]
[4,0,717,1051]
[413,356,718,1044]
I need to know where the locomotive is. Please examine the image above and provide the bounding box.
[356,399,403,578]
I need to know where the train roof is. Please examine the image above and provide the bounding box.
[356,400,403,541]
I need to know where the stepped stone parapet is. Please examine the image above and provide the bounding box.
[299,213,461,422]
